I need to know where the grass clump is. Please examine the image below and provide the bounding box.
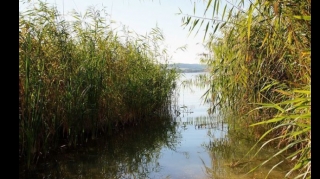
[179,0,310,178]
[19,0,178,168]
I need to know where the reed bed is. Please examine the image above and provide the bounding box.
[19,0,178,168]
[179,0,310,178]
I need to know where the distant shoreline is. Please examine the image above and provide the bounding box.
[167,63,208,73]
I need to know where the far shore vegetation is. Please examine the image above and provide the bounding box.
[168,63,208,73]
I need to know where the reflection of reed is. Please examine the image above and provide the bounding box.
[23,116,182,179]
[171,116,229,131]
[203,129,296,179]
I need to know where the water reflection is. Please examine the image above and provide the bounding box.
[203,127,295,179]
[20,116,182,179]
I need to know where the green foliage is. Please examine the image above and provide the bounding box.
[179,0,310,178]
[19,0,178,168]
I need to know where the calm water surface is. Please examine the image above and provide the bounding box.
[20,72,291,179]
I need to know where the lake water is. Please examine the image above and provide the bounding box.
[20,72,291,179]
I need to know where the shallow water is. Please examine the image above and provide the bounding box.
[20,72,292,179]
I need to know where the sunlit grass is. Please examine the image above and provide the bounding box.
[19,0,178,168]
[179,0,310,178]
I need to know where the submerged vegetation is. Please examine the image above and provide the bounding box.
[202,129,296,179]
[19,0,179,169]
[179,0,310,178]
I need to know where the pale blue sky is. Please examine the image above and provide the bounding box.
[20,0,249,64]
[20,0,214,64]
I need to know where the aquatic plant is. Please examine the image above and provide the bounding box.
[19,0,178,168]
[178,0,310,178]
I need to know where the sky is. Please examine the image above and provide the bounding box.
[20,0,214,64]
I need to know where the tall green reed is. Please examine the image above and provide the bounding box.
[178,0,310,178]
[19,0,178,168]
